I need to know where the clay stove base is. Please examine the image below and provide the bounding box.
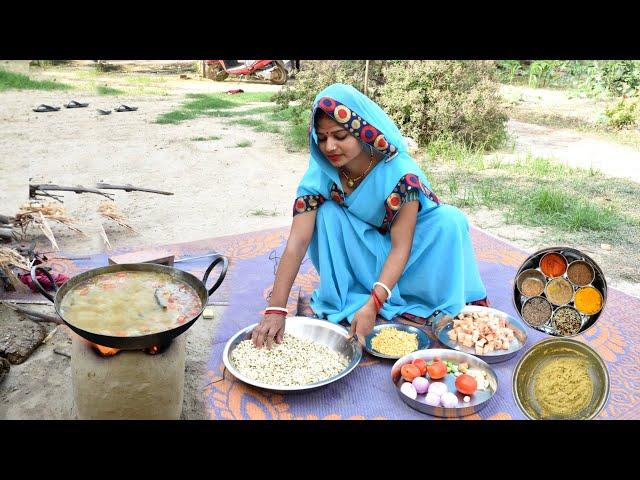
[71,333,186,420]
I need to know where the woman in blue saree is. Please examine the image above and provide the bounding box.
[252,83,488,348]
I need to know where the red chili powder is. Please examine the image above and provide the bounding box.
[540,253,567,277]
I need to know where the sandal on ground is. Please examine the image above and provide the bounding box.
[114,104,138,112]
[64,100,89,108]
[96,109,112,115]
[32,104,61,113]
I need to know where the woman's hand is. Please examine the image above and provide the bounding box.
[347,299,377,346]
[251,313,286,349]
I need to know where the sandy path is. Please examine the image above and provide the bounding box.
[0,87,303,256]
[506,119,640,183]
[0,74,303,419]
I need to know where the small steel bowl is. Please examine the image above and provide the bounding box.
[544,277,575,306]
[539,251,568,278]
[521,295,553,328]
[516,269,547,297]
[222,316,362,393]
[512,338,610,420]
[551,306,584,337]
[512,247,608,337]
[574,286,604,316]
[364,323,430,360]
[567,260,595,287]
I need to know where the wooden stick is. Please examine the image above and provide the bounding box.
[95,183,174,196]
[0,302,63,324]
[0,214,15,225]
[30,184,115,201]
[364,60,370,96]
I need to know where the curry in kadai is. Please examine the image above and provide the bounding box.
[59,271,201,336]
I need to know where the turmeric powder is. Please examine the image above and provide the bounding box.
[574,287,603,315]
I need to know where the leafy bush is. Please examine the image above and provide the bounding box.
[604,98,639,129]
[275,60,507,151]
[496,60,523,83]
[500,60,640,99]
[378,61,508,150]
[586,61,640,97]
[528,60,557,87]
[272,60,389,125]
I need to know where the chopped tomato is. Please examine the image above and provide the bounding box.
[455,374,478,395]
[177,315,187,325]
[401,364,421,382]
[411,358,428,376]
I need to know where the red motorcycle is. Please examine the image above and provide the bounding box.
[204,60,289,85]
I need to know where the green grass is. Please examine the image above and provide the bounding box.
[421,140,640,243]
[155,93,308,152]
[191,135,221,141]
[239,105,278,115]
[97,85,124,95]
[287,123,309,151]
[155,92,274,125]
[125,75,168,85]
[507,108,640,151]
[156,110,200,124]
[0,68,72,92]
[235,140,252,148]
[269,107,309,151]
[230,118,283,134]
[249,208,279,216]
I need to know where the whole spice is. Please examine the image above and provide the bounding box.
[521,277,545,297]
[574,287,603,315]
[553,307,583,336]
[567,261,594,286]
[540,253,567,277]
[545,277,574,306]
[522,296,552,326]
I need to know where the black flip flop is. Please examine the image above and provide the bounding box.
[33,104,61,113]
[64,100,89,108]
[114,104,138,112]
[96,109,112,115]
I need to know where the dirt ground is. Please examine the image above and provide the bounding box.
[1,61,639,419]
[0,61,301,419]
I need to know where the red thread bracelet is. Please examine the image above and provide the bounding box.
[370,291,382,313]
[264,309,287,316]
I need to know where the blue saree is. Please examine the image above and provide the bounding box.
[293,83,487,324]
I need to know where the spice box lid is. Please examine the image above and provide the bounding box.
[512,246,608,337]
[433,305,528,364]
[391,348,498,418]
[364,323,430,360]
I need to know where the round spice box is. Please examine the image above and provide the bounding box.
[512,247,607,337]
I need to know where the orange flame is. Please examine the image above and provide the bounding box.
[147,345,159,355]
[92,344,120,356]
